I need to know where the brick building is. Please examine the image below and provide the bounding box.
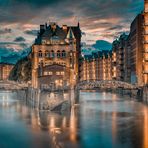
[0,63,14,80]
[80,50,112,82]
[31,22,81,89]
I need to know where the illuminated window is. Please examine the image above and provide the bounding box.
[70,52,73,56]
[48,72,53,75]
[44,72,48,75]
[42,40,46,44]
[44,71,53,75]
[61,71,64,75]
[56,72,61,75]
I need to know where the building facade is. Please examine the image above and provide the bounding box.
[129,14,144,85]
[143,0,148,85]
[0,63,14,80]
[31,22,81,89]
[112,34,130,82]
[80,50,112,82]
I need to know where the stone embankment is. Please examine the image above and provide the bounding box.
[111,86,148,103]
[22,87,75,111]
[142,86,148,103]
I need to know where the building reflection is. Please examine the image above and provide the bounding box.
[70,106,77,142]
[20,105,79,147]
[110,104,148,148]
[143,107,148,148]
[0,91,148,148]
[112,111,117,144]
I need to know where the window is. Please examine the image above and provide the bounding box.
[56,72,61,75]
[45,51,50,58]
[48,72,53,75]
[51,50,54,58]
[62,50,66,58]
[44,72,48,75]
[70,52,73,56]
[42,40,46,44]
[57,50,61,58]
[38,51,42,58]
[61,71,64,75]
[44,71,53,75]
[56,72,64,75]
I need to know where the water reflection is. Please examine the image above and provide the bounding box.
[143,107,148,148]
[0,91,148,148]
[70,106,77,142]
[80,91,148,148]
[112,111,117,144]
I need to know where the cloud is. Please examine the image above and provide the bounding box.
[0,42,29,52]
[108,25,123,31]
[0,0,144,45]
[0,46,31,64]
[24,30,38,36]
[14,37,26,42]
[0,0,143,25]
[81,40,112,56]
[0,28,11,34]
[81,32,86,36]
[92,40,112,50]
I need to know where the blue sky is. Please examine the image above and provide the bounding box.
[0,0,144,61]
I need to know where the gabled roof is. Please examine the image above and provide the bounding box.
[34,22,81,45]
[82,50,112,62]
[66,27,75,39]
[42,25,67,40]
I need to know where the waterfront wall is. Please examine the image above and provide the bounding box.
[16,88,40,108]
[21,87,79,111]
[17,86,147,107]
[143,86,148,103]
[26,87,40,108]
[16,89,28,100]
[83,87,147,103]
[108,87,148,103]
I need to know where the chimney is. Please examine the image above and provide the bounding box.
[62,25,68,33]
[45,22,48,28]
[40,25,45,34]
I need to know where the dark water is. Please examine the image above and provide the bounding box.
[0,91,148,148]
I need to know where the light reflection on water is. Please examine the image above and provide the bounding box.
[0,91,148,148]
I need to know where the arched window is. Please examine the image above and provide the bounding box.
[62,50,66,58]
[38,50,42,58]
[57,50,61,58]
[45,51,50,58]
[51,50,54,58]
[70,52,73,57]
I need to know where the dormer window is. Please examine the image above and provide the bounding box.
[42,40,46,44]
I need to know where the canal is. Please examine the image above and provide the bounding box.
[0,91,148,148]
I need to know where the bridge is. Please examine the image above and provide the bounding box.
[0,80,28,90]
[0,80,137,91]
[77,80,137,90]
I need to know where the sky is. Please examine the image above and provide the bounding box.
[0,0,144,59]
